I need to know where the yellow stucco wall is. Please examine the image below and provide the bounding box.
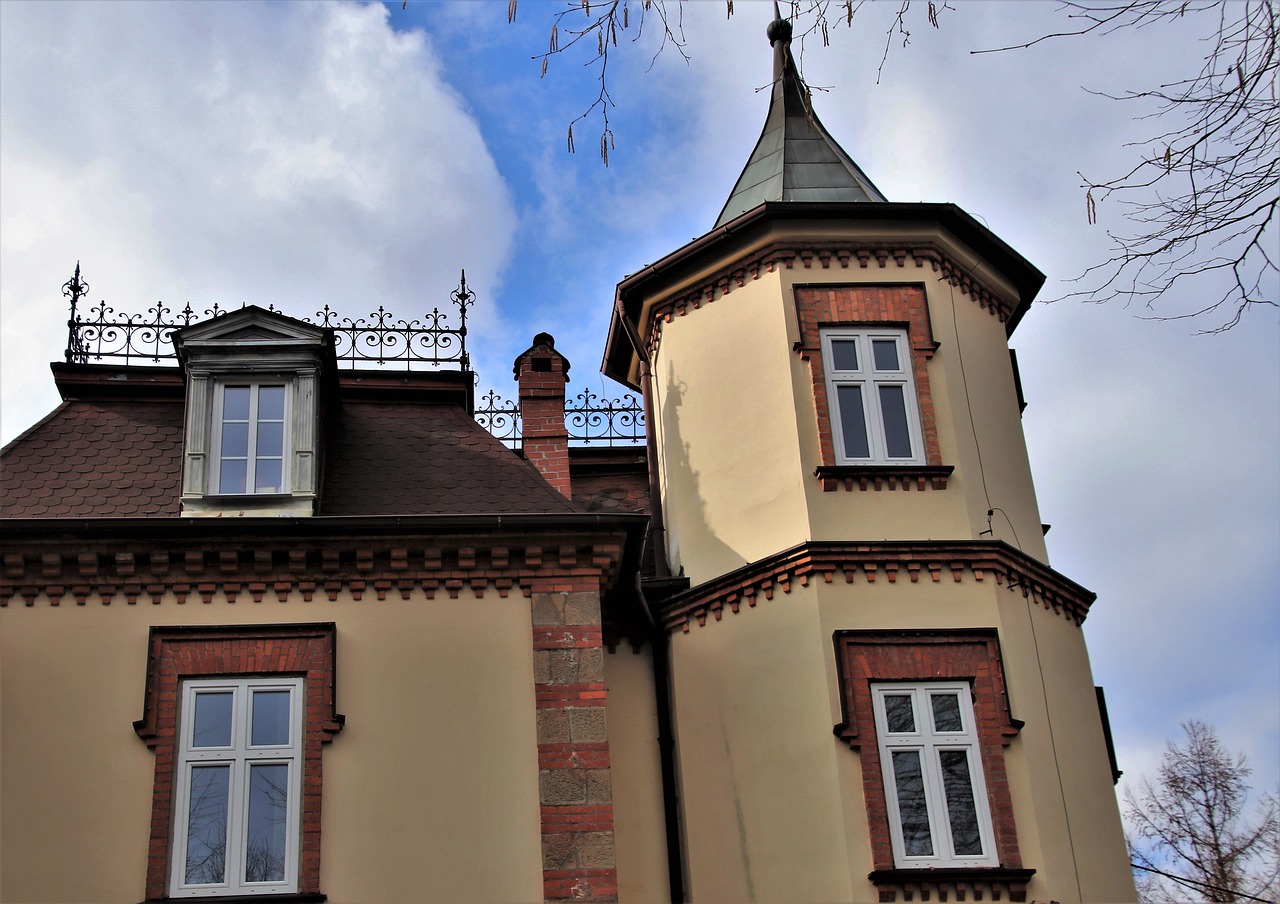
[0,590,545,904]
[666,577,1134,903]
[604,648,671,903]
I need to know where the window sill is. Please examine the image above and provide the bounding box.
[868,868,1035,903]
[143,894,326,904]
[815,465,953,491]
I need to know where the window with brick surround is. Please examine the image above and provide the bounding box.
[872,682,998,867]
[134,623,342,904]
[821,329,925,465]
[834,630,1029,890]
[172,677,303,897]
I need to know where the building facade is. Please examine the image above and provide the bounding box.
[0,16,1135,904]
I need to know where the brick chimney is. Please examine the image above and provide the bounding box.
[515,333,572,499]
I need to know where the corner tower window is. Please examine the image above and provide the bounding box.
[214,384,288,494]
[821,329,924,464]
[871,682,998,868]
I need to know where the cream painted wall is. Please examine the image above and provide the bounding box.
[604,648,671,903]
[668,586,856,903]
[651,272,811,585]
[0,590,544,904]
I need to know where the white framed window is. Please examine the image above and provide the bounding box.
[211,383,289,495]
[171,678,303,897]
[821,329,924,464]
[871,682,999,868]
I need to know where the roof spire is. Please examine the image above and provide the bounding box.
[712,4,886,228]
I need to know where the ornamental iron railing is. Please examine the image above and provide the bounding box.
[473,387,645,448]
[62,263,475,371]
[60,263,644,446]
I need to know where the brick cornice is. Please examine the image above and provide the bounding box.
[1,530,628,608]
[639,239,1016,358]
[658,540,1096,633]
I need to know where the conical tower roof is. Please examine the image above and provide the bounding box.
[714,11,886,228]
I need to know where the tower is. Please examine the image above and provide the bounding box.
[602,14,1136,903]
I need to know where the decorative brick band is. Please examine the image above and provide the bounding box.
[1,535,624,608]
[531,586,618,903]
[640,240,1015,359]
[656,541,1096,632]
[833,630,1025,883]
[133,623,343,902]
[813,465,954,492]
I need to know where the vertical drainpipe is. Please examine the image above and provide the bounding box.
[624,302,687,903]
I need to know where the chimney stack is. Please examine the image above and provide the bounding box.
[514,333,572,499]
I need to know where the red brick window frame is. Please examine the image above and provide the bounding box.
[833,630,1034,902]
[133,623,343,903]
[794,285,952,491]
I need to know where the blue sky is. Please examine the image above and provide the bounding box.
[1,0,1276,827]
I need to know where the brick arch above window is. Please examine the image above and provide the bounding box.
[133,622,343,903]
[794,285,952,491]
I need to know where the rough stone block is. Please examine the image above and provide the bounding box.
[548,650,579,684]
[531,592,565,626]
[542,832,577,870]
[537,709,571,744]
[578,839,617,869]
[540,768,587,805]
[533,650,551,684]
[563,591,600,625]
[587,769,612,803]
[569,707,608,743]
[578,646,605,682]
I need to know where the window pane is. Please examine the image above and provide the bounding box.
[878,385,913,458]
[220,460,247,495]
[836,385,871,458]
[256,422,284,458]
[891,750,934,857]
[192,692,233,748]
[251,691,291,746]
[185,764,230,885]
[939,750,984,855]
[257,386,286,421]
[884,694,916,733]
[223,387,250,421]
[830,340,859,372]
[245,764,289,883]
[872,338,900,371]
[255,459,284,493]
[221,422,249,458]
[931,693,964,732]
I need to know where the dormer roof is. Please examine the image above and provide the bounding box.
[714,11,886,229]
[172,305,332,366]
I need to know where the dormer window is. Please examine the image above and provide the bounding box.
[214,383,289,495]
[173,307,332,517]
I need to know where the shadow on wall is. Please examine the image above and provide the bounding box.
[657,358,743,583]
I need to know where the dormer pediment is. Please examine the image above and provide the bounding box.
[173,306,329,357]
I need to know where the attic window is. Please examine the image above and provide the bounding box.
[212,383,289,495]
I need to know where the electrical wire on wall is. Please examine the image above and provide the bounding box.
[946,275,1083,902]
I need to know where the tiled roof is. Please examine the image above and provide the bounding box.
[1,400,185,517]
[320,401,581,516]
[2,396,582,519]
[714,16,885,228]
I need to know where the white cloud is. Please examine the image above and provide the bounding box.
[0,0,514,444]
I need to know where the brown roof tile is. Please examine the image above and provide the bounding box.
[320,401,579,516]
[1,400,185,518]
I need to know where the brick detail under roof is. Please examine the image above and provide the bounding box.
[133,623,343,901]
[531,581,618,903]
[516,334,573,500]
